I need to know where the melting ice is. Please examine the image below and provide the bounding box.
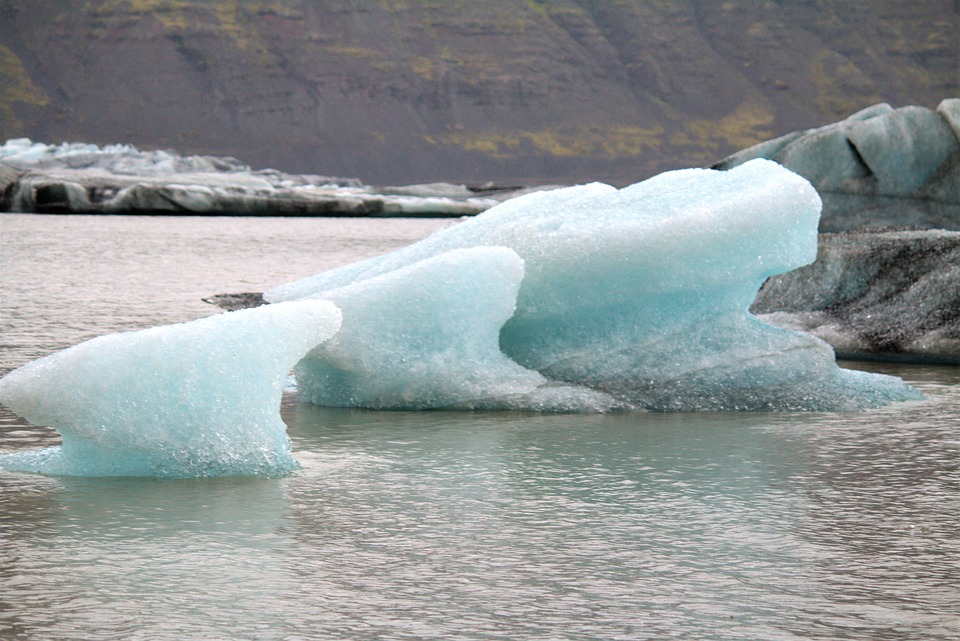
[0,301,341,477]
[0,159,921,477]
[269,159,920,411]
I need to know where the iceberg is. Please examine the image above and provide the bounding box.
[294,246,621,412]
[0,159,922,478]
[0,300,342,477]
[268,159,920,411]
[713,99,960,231]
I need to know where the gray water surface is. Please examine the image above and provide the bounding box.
[1,214,958,640]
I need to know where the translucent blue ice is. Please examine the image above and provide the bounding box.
[294,246,621,411]
[0,159,923,478]
[269,159,921,411]
[0,300,342,477]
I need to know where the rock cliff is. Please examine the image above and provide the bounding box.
[1,0,956,185]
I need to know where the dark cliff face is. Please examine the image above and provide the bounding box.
[1,0,957,185]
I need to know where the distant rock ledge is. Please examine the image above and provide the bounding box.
[0,139,552,217]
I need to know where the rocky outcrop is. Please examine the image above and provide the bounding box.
[1,1,956,185]
[202,293,266,311]
[752,229,960,364]
[713,99,960,231]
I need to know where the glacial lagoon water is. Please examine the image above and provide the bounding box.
[2,213,958,640]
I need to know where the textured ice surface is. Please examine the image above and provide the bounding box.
[713,100,960,231]
[295,246,621,411]
[0,159,924,478]
[269,159,921,411]
[0,300,342,477]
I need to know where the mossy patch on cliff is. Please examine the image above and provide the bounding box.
[806,50,882,118]
[93,0,286,57]
[0,45,49,137]
[670,98,776,161]
[428,124,665,160]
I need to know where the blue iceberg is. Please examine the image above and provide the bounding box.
[268,159,920,412]
[0,300,342,477]
[0,159,922,477]
[293,245,621,412]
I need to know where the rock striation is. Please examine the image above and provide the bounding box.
[713,99,960,232]
[752,229,960,364]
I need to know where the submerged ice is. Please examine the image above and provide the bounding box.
[0,159,922,477]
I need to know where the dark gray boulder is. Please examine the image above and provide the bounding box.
[202,293,266,311]
[714,99,960,232]
[752,229,960,364]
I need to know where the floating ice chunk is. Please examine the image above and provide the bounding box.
[268,159,921,410]
[0,159,924,480]
[0,300,342,477]
[713,101,960,231]
[296,246,621,411]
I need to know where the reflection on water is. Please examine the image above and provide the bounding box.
[283,389,960,641]
[1,214,958,640]
[2,473,293,640]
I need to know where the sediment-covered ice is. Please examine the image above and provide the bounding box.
[0,300,342,477]
[753,229,960,364]
[269,159,921,411]
[713,99,960,231]
[0,138,511,216]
